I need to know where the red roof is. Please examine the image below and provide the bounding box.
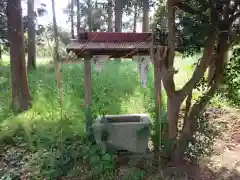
[82,32,152,42]
[66,32,155,58]
[66,41,151,50]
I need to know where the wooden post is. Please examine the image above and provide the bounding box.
[152,46,162,152]
[84,54,92,135]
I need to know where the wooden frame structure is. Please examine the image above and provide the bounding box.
[66,30,166,141]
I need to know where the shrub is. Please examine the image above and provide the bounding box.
[220,46,240,107]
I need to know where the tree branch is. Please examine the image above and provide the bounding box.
[176,2,201,14]
[167,0,176,69]
[162,0,176,97]
[188,80,219,122]
[155,46,176,96]
[175,1,209,21]
[183,91,192,123]
[181,29,217,94]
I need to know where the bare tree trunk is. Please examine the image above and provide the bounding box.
[87,0,92,31]
[27,0,36,69]
[114,0,121,62]
[0,44,2,59]
[71,0,75,39]
[142,0,149,32]
[133,0,137,32]
[51,0,60,63]
[115,0,122,32]
[108,0,113,32]
[77,0,80,35]
[7,0,31,112]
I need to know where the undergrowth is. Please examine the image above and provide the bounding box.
[0,61,157,179]
[0,58,227,179]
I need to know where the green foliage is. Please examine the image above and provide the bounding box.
[0,0,7,43]
[124,168,145,180]
[185,110,220,161]
[154,0,240,57]
[36,24,71,57]
[220,47,240,107]
[0,61,143,179]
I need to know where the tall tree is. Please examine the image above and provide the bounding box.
[0,0,7,59]
[71,0,75,38]
[51,0,63,120]
[87,0,93,31]
[142,0,149,32]
[0,45,1,59]
[27,0,36,69]
[76,0,80,35]
[7,0,31,111]
[133,0,138,32]
[115,0,122,32]
[108,0,113,32]
[51,0,60,63]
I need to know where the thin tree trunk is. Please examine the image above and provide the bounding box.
[142,0,149,32]
[115,0,121,32]
[133,0,137,32]
[0,44,2,59]
[51,0,60,63]
[77,0,80,35]
[139,0,149,86]
[51,0,63,120]
[7,0,31,112]
[71,0,75,39]
[87,0,92,31]
[108,0,113,32]
[27,0,36,69]
[114,0,122,62]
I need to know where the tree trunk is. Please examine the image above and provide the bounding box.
[76,0,80,35]
[7,0,31,112]
[142,0,149,32]
[207,62,215,84]
[108,0,113,32]
[27,0,36,69]
[114,0,122,62]
[115,0,122,32]
[0,44,2,59]
[173,34,229,162]
[164,95,183,157]
[71,0,75,39]
[133,0,137,32]
[51,0,60,63]
[87,0,92,31]
[52,0,63,121]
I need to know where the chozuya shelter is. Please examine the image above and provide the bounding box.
[66,29,157,88]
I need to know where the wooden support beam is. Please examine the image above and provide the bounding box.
[153,47,162,152]
[84,54,92,134]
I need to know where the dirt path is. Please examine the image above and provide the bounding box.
[206,108,240,179]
